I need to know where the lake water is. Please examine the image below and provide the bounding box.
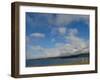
[26,53,89,67]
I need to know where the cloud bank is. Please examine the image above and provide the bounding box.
[55,14,89,26]
[26,28,89,59]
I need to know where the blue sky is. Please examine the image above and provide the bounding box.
[26,12,89,59]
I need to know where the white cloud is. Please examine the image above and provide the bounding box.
[51,27,67,36]
[65,28,89,55]
[68,28,78,36]
[58,27,66,35]
[66,28,88,50]
[30,33,45,38]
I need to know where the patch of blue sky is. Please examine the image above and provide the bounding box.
[26,12,89,48]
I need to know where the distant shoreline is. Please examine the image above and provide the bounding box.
[26,53,89,67]
[26,53,89,60]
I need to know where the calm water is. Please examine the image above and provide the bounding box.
[26,53,89,67]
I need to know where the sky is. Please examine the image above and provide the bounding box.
[26,12,89,59]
